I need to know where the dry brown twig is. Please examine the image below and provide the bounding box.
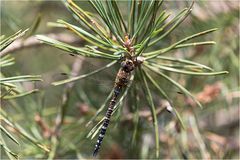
[122,100,170,122]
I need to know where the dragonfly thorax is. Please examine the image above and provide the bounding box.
[121,56,145,72]
[121,59,134,73]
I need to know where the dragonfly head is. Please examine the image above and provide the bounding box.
[136,56,145,64]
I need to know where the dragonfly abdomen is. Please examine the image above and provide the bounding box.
[93,59,135,156]
[92,87,119,156]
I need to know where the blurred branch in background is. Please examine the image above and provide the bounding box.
[0,33,83,57]
[48,57,85,159]
[192,1,239,21]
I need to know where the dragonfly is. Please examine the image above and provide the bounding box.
[92,36,145,156]
[93,53,144,156]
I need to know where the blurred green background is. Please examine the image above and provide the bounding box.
[1,1,239,159]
